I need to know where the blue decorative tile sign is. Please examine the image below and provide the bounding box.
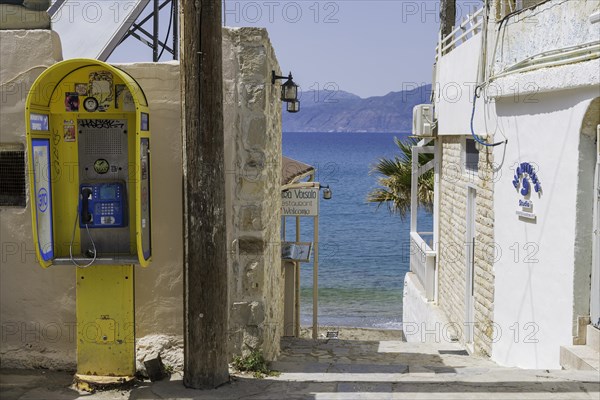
[513,162,541,220]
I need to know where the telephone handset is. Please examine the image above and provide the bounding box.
[80,187,93,224]
[79,182,127,228]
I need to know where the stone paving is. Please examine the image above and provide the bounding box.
[1,337,599,399]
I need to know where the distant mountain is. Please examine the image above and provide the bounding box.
[282,84,432,133]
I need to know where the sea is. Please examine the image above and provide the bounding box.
[282,132,433,330]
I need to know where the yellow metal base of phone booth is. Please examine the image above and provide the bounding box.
[74,374,135,392]
[76,265,135,377]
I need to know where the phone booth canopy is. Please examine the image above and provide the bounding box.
[25,59,152,268]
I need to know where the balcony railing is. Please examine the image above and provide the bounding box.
[410,231,436,301]
[435,6,484,59]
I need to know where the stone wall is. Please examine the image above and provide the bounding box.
[223,27,283,361]
[0,27,284,369]
[438,135,495,357]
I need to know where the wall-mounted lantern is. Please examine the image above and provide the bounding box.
[272,70,299,112]
[287,100,300,113]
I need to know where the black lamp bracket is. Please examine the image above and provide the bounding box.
[272,70,293,84]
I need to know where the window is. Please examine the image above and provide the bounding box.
[465,138,479,175]
[0,144,26,207]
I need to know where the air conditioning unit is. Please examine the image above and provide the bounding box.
[412,104,435,137]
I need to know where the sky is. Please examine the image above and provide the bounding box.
[108,0,484,98]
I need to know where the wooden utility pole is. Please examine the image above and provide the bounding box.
[180,0,229,389]
[440,0,456,38]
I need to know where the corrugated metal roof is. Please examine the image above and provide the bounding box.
[282,156,314,185]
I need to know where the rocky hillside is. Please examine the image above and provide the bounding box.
[282,84,432,133]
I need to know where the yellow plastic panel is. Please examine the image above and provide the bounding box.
[48,115,80,257]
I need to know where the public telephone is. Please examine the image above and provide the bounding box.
[25,59,153,380]
[79,182,127,228]
[26,59,152,269]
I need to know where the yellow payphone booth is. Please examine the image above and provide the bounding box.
[25,59,151,382]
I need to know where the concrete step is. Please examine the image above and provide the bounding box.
[587,324,599,351]
[560,344,599,371]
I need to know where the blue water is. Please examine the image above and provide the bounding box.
[282,132,433,329]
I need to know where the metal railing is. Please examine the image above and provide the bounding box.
[435,7,484,59]
[410,231,436,301]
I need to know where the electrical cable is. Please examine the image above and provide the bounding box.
[481,1,508,145]
[470,2,507,148]
[471,89,506,147]
[69,202,97,268]
[156,0,174,61]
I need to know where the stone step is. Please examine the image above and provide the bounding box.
[587,324,600,351]
[560,344,599,371]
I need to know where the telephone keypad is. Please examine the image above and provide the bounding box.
[80,182,126,228]
[96,203,119,217]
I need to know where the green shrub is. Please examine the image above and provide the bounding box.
[231,346,279,379]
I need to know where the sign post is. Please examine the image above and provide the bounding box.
[281,188,319,216]
[282,187,319,339]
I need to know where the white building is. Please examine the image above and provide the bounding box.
[404,0,599,370]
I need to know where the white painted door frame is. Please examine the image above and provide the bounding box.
[591,125,600,328]
[465,186,477,345]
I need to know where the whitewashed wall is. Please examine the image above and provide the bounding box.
[403,273,455,344]
[489,0,600,99]
[0,30,70,369]
[435,34,484,136]
[421,0,600,370]
[491,0,599,76]
[491,87,599,369]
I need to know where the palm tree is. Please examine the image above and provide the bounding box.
[367,137,434,219]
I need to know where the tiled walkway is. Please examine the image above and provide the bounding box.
[1,337,599,399]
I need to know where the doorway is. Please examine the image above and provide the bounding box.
[465,186,476,345]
